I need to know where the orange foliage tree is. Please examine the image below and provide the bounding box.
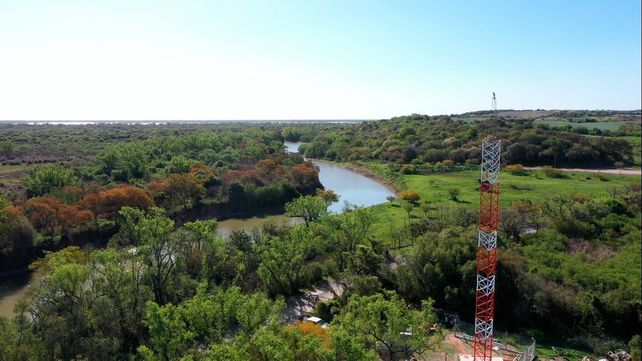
[0,204,35,255]
[190,164,215,183]
[78,185,154,220]
[291,163,319,189]
[25,196,92,240]
[163,173,205,210]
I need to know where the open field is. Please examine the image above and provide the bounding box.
[0,164,29,175]
[533,118,635,131]
[367,168,641,240]
[0,164,29,189]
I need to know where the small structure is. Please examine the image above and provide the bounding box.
[305,316,330,329]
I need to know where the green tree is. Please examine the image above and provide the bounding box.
[175,220,222,280]
[316,188,340,205]
[167,155,196,174]
[140,301,195,361]
[99,143,149,181]
[0,140,15,158]
[285,196,328,226]
[257,226,316,295]
[321,206,375,271]
[23,165,74,197]
[28,247,100,359]
[117,207,177,304]
[333,292,440,361]
[90,248,152,354]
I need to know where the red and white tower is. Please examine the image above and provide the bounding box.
[473,138,501,361]
[474,140,501,361]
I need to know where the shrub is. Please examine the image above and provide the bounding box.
[23,165,75,197]
[597,173,610,182]
[509,184,535,191]
[448,187,461,201]
[505,164,528,176]
[542,166,567,178]
[397,191,420,203]
[400,165,415,174]
[436,159,454,167]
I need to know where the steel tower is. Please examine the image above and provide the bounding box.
[473,138,501,361]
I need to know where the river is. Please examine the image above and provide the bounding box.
[0,142,393,318]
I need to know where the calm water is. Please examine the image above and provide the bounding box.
[284,141,393,213]
[0,142,392,318]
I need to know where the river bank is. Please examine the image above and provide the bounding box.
[330,161,401,193]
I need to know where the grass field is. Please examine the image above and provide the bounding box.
[0,164,29,188]
[0,164,28,175]
[367,168,641,240]
[533,118,634,131]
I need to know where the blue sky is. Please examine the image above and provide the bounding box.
[0,0,640,120]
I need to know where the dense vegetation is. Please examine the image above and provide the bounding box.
[300,112,640,168]
[0,114,640,360]
[0,125,321,270]
[0,202,442,360]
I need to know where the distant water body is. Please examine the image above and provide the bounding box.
[0,120,369,125]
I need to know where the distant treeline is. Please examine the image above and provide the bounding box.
[296,114,638,168]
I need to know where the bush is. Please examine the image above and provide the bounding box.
[597,173,610,182]
[542,166,567,178]
[23,165,75,197]
[447,187,461,201]
[400,165,415,174]
[509,184,535,191]
[505,164,528,176]
[436,159,454,167]
[397,191,420,203]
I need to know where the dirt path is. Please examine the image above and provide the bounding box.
[445,333,470,355]
[526,166,641,176]
[281,279,345,323]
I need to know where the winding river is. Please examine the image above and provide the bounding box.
[0,143,393,317]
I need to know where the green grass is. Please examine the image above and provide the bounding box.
[405,169,636,208]
[0,164,28,175]
[533,118,634,131]
[368,168,640,242]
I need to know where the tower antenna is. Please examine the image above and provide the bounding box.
[473,135,501,361]
[491,92,497,117]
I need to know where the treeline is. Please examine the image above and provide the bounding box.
[0,128,321,271]
[299,114,636,167]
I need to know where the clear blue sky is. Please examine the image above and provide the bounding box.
[0,0,640,120]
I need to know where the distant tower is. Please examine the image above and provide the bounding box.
[491,92,497,116]
[473,138,501,361]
